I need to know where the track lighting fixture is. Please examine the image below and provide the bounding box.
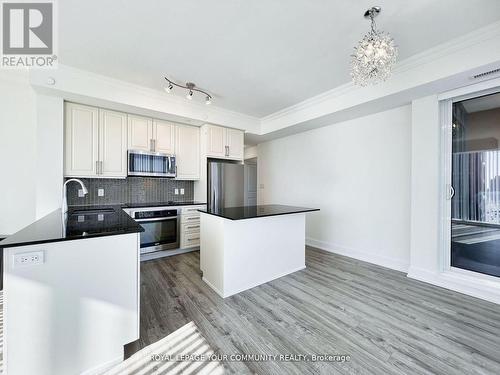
[164,78,213,104]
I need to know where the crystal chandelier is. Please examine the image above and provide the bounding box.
[350,6,398,86]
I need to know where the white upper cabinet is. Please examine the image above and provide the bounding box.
[128,115,153,151]
[65,103,127,178]
[202,124,244,160]
[205,125,226,158]
[128,116,175,154]
[226,128,244,160]
[65,103,99,177]
[99,109,128,177]
[153,120,175,154]
[175,125,200,180]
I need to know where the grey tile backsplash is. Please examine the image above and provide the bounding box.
[66,177,194,206]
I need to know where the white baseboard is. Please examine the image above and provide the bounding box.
[407,266,500,305]
[305,238,500,305]
[140,247,198,262]
[81,355,123,375]
[202,276,225,298]
[203,265,306,298]
[306,237,409,273]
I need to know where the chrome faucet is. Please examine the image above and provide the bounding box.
[62,179,88,214]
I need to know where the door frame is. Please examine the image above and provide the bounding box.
[439,79,500,279]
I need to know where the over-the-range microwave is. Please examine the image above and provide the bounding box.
[128,150,176,177]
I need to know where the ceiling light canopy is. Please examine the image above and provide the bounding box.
[350,6,398,87]
[164,78,213,105]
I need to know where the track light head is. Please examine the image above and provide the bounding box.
[205,96,212,105]
[186,90,193,100]
[164,83,173,93]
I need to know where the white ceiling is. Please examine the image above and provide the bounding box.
[59,0,500,118]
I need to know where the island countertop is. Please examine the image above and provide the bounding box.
[0,206,144,249]
[198,204,319,220]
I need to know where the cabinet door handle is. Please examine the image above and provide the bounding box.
[100,161,103,175]
[96,161,99,174]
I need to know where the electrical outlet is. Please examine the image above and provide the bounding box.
[78,189,85,197]
[180,188,185,195]
[14,251,44,267]
[98,188,104,197]
[174,188,179,195]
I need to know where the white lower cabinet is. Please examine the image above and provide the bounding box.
[180,205,205,249]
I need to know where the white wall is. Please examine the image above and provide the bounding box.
[408,96,441,275]
[0,72,37,236]
[0,72,65,236]
[258,105,412,271]
[35,95,64,219]
[244,145,258,160]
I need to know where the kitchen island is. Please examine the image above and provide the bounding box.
[199,204,319,298]
[0,207,143,375]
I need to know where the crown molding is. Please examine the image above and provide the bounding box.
[260,20,500,132]
[20,19,500,139]
[29,64,261,132]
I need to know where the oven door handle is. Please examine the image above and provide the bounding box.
[135,217,178,223]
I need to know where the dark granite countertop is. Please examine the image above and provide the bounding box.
[199,204,319,220]
[0,206,144,249]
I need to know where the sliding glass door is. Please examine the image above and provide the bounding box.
[450,92,500,278]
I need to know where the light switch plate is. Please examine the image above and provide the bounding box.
[78,189,85,197]
[98,188,104,197]
[180,188,185,195]
[14,250,44,267]
[174,188,179,195]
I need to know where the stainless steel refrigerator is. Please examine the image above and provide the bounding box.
[208,160,245,210]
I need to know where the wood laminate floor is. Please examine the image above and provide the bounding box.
[125,247,500,374]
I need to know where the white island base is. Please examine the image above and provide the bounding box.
[200,212,306,298]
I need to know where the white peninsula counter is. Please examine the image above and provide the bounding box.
[0,207,143,375]
[199,204,319,298]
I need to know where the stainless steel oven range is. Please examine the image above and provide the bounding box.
[128,207,180,254]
